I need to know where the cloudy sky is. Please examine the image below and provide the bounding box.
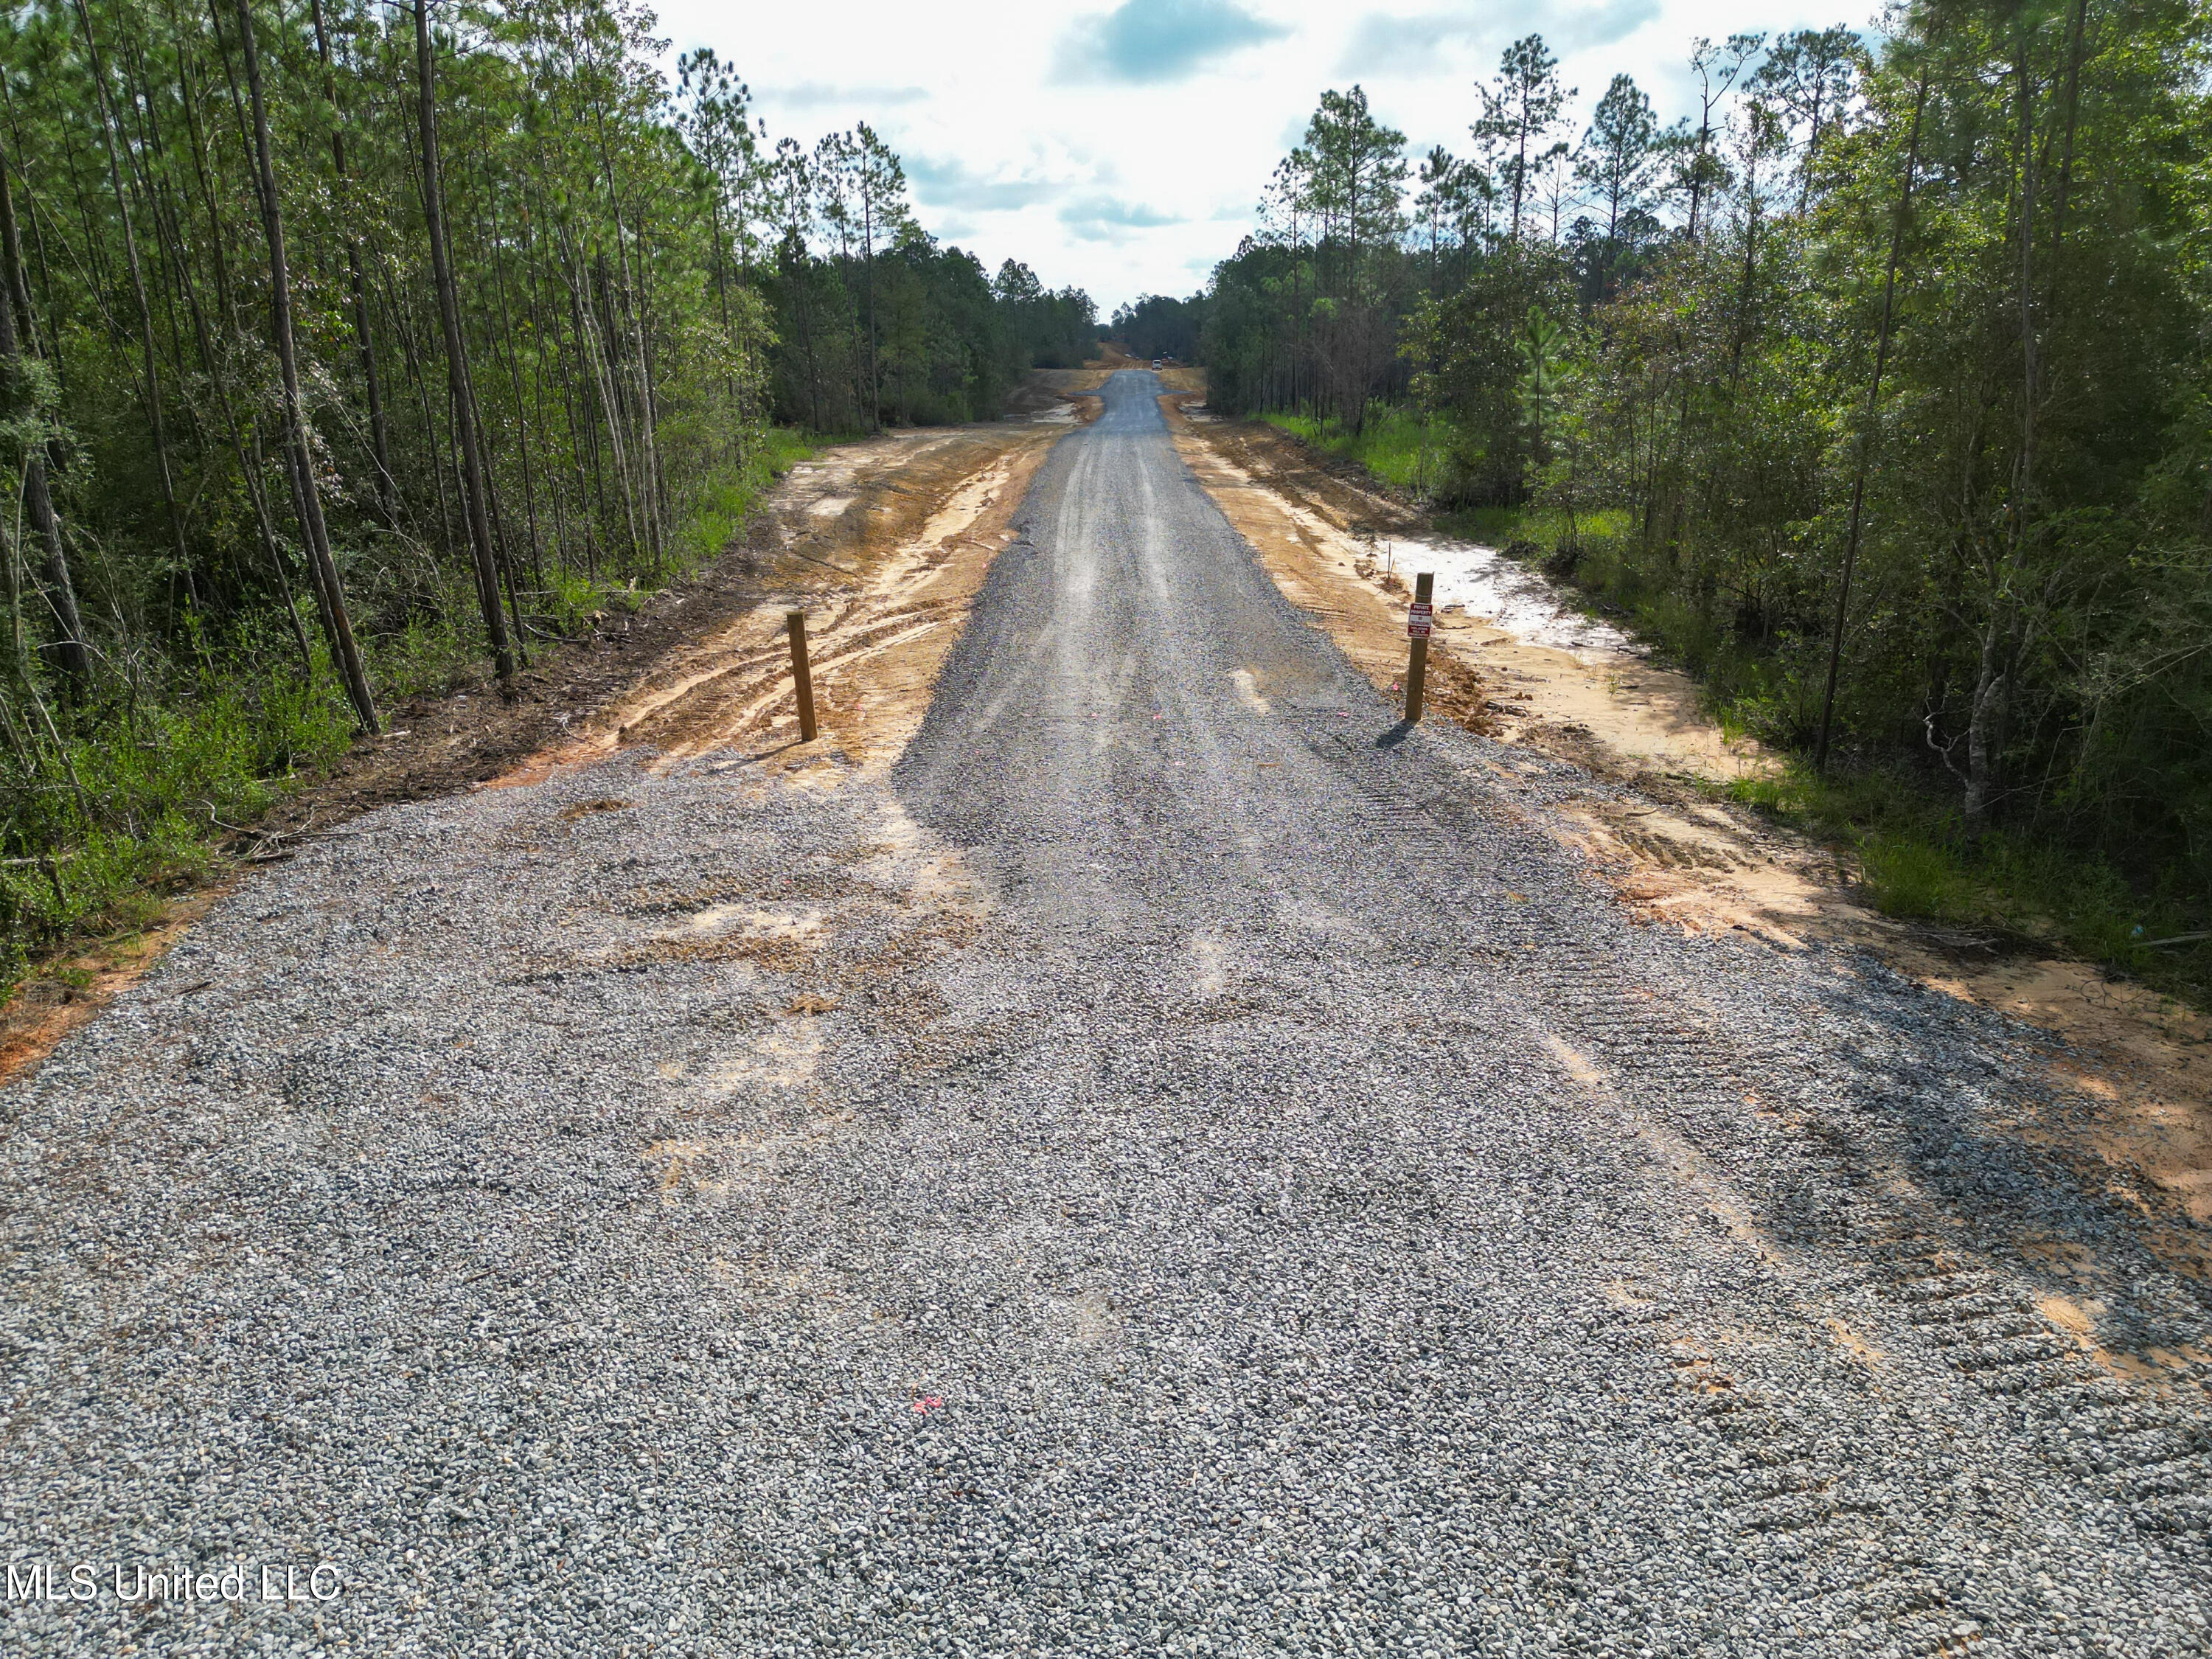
[650,0,1870,315]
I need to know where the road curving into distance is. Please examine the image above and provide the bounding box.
[4,369,2208,1655]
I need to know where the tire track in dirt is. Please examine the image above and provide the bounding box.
[10,368,2211,1657]
[884,368,2211,1649]
[1150,390,2212,1635]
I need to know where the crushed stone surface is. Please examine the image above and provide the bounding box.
[4,373,2210,1656]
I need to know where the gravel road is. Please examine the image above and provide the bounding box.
[5,371,2211,1656]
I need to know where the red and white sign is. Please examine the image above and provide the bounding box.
[1406,601,1433,639]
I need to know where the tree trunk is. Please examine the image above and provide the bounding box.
[0,86,49,361]
[1962,611,2011,838]
[74,0,192,581]
[1814,63,1931,773]
[412,0,514,683]
[2014,33,2039,524]
[310,0,398,525]
[562,235,643,568]
[1955,22,2043,835]
[617,227,668,557]
[477,185,543,589]
[589,107,666,558]
[709,193,738,448]
[863,206,882,431]
[0,136,88,687]
[2048,0,2091,256]
[248,420,320,676]
[372,252,453,551]
[232,0,378,731]
[515,177,573,573]
[131,94,313,674]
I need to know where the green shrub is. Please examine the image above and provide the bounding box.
[1858,833,1970,921]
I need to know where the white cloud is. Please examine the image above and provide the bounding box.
[756,82,930,111]
[651,0,1873,312]
[905,153,1067,213]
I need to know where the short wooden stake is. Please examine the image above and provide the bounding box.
[1404,571,1434,723]
[785,610,818,742]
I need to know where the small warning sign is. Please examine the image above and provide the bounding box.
[1406,601,1433,639]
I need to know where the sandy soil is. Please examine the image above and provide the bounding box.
[493,424,1063,783]
[1162,399,1491,737]
[1169,398,2212,1253]
[1164,401,1759,781]
[18,375,2211,1260]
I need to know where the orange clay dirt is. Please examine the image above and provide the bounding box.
[491,421,1065,785]
[1164,389,2212,1261]
[0,885,232,1088]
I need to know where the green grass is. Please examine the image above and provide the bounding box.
[673,426,819,566]
[1720,759,2211,1003]
[1263,407,1452,494]
[1,636,357,990]
[1,428,824,1002]
[1433,503,1634,557]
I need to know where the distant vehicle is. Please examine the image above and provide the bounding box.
[1151,358,1162,370]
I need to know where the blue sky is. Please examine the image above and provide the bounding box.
[652,0,1867,314]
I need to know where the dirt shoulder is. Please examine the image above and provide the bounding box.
[496,424,1062,783]
[0,411,1079,1086]
[1169,394,2212,1248]
[1161,397,1491,736]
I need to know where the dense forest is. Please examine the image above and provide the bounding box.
[1162,1,2212,953]
[0,0,1092,980]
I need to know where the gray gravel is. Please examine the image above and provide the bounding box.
[5,370,2211,1655]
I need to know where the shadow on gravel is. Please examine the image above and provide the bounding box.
[1708,949,2212,1383]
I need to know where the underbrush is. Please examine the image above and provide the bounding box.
[1435,504,1635,564]
[0,636,355,991]
[1722,763,2211,1004]
[365,429,821,703]
[1,430,818,1002]
[1264,408,1449,494]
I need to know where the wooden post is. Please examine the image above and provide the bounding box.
[785,610,818,742]
[1404,571,1434,723]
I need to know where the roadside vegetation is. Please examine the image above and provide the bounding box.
[1136,5,2212,1002]
[1259,408,1444,495]
[0,0,1094,993]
